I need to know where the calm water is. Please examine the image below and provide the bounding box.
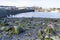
[10,12,60,18]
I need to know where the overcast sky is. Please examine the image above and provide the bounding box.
[0,0,60,8]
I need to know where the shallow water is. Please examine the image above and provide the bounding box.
[10,12,60,18]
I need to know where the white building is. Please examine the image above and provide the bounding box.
[51,10,59,13]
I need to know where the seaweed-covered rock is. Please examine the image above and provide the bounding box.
[44,38,53,40]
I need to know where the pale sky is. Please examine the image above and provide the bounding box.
[0,0,60,8]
